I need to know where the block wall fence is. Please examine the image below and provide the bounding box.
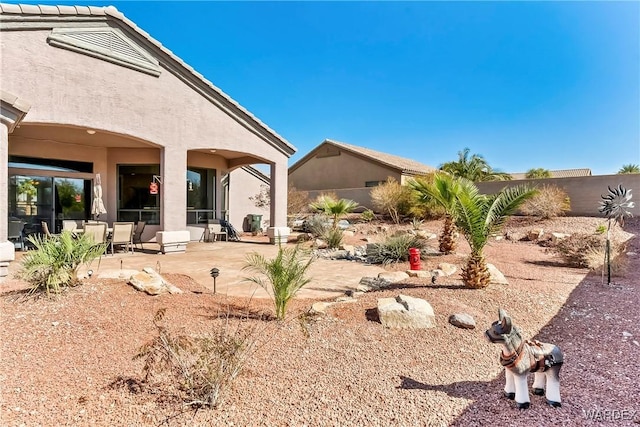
[302,174,640,218]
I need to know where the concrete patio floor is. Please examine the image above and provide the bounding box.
[6,239,385,300]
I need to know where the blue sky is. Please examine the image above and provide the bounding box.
[25,1,640,175]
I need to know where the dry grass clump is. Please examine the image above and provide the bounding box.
[135,308,264,408]
[520,185,570,219]
[552,233,627,273]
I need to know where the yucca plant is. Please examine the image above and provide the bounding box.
[309,195,358,230]
[367,233,429,265]
[409,173,462,254]
[243,244,315,320]
[18,231,108,295]
[454,182,537,288]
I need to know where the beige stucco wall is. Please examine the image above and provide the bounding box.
[0,30,285,163]
[289,150,402,190]
[476,174,640,217]
[1,22,291,235]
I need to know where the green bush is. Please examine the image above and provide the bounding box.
[322,228,344,249]
[243,243,315,320]
[519,185,570,219]
[305,214,330,237]
[367,233,429,265]
[18,231,108,295]
[360,209,375,222]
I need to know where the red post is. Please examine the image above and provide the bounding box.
[409,248,421,270]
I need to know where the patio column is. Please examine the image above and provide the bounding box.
[215,168,226,220]
[160,146,187,231]
[1,92,30,278]
[266,160,290,244]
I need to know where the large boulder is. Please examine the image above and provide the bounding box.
[377,294,436,329]
[128,267,183,295]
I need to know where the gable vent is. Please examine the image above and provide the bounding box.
[48,27,161,77]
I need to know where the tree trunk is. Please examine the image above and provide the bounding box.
[462,252,491,288]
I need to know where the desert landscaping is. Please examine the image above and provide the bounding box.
[1,215,639,426]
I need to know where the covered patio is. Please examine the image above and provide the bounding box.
[1,4,294,277]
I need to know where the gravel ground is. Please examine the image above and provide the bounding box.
[1,216,638,426]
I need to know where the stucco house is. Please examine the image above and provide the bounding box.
[0,3,294,276]
[288,139,436,209]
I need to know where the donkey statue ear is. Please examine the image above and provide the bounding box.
[499,308,512,333]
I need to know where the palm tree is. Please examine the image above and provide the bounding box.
[454,182,537,288]
[409,173,462,254]
[617,164,640,174]
[309,194,358,230]
[525,168,551,179]
[440,148,511,182]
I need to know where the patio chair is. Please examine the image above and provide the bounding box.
[62,220,78,232]
[132,221,146,250]
[8,220,25,251]
[83,222,107,245]
[109,222,134,255]
[207,223,228,242]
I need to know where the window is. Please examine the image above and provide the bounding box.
[118,164,160,224]
[187,167,216,224]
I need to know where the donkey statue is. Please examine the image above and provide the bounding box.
[485,309,563,409]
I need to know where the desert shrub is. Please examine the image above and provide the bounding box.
[322,228,344,249]
[360,209,375,222]
[519,185,570,219]
[304,214,330,237]
[243,243,315,320]
[135,308,261,408]
[18,231,108,295]
[288,185,309,216]
[552,233,625,271]
[370,178,412,224]
[595,224,607,234]
[367,233,429,265]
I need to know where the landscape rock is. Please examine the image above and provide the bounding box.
[340,244,355,253]
[448,313,476,329]
[416,230,438,240]
[505,231,525,241]
[357,277,392,292]
[378,271,410,283]
[310,301,334,314]
[487,263,508,285]
[128,267,183,295]
[315,239,328,249]
[406,270,432,278]
[527,228,544,241]
[437,263,457,276]
[329,250,350,260]
[377,294,436,329]
[551,232,571,243]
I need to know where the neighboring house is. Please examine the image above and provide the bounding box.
[509,169,592,180]
[289,139,436,209]
[226,166,270,232]
[0,4,295,275]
